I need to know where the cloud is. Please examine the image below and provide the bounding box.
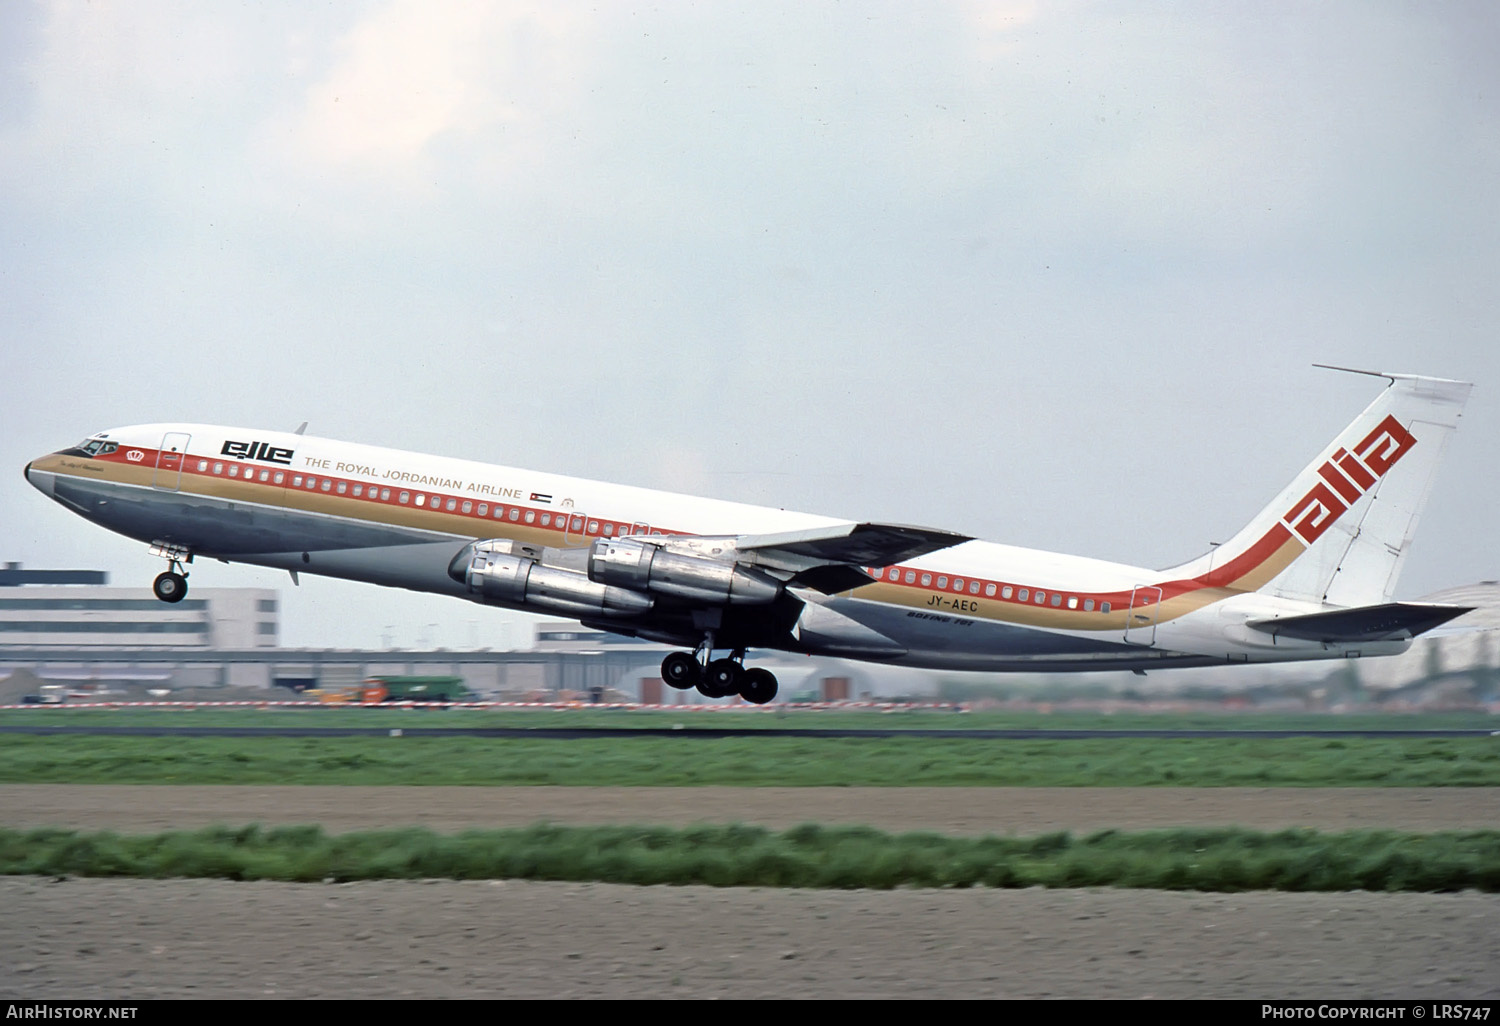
[265,2,595,195]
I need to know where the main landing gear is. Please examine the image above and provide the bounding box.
[660,645,779,705]
[149,543,192,604]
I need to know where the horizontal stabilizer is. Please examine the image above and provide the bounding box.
[1247,602,1475,643]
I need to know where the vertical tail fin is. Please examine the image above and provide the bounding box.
[1168,371,1471,606]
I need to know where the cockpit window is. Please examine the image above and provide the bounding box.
[77,440,118,457]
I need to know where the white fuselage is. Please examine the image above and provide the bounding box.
[25,419,1411,672]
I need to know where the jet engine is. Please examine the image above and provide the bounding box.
[587,537,782,606]
[449,540,653,618]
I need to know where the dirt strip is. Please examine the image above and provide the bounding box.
[3,784,1498,836]
[2,786,1496,1000]
[1,877,1495,1000]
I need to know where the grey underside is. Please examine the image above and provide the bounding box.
[56,476,1205,669]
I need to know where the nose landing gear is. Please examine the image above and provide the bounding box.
[152,570,188,603]
[148,542,192,604]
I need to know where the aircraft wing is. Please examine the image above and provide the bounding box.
[735,522,972,566]
[727,521,972,594]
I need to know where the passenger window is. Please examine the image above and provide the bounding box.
[1051,593,1062,607]
[588,520,599,534]
[540,513,551,526]
[510,509,521,522]
[196,460,208,471]
[1001,586,1013,599]
[937,576,948,589]
[291,475,301,486]
[256,469,268,482]
[351,483,362,496]
[970,581,980,595]
[414,494,425,506]
[1083,599,1095,611]
[525,511,536,524]
[921,574,931,587]
[952,578,964,591]
[214,463,224,475]
[1067,596,1078,609]
[306,477,317,489]
[887,568,900,581]
[904,571,916,584]
[445,498,457,511]
[381,489,391,501]
[603,524,614,536]
[228,466,239,477]
[321,480,332,492]
[1035,591,1045,604]
[275,472,285,485]
[985,583,996,597]
[1018,589,1028,601]
[476,503,486,516]
[1102,602,1112,614]
[336,481,347,494]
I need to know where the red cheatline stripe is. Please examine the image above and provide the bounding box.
[65,446,1305,624]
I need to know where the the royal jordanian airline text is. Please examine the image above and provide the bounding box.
[299,455,528,499]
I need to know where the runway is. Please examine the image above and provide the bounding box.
[1,724,1494,738]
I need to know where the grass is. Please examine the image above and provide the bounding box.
[1,734,1497,786]
[2,822,1495,892]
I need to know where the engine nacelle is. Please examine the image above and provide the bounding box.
[449,540,653,618]
[587,537,782,606]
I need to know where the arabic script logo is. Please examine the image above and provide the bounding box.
[126,450,145,463]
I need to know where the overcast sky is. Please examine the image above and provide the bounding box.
[4,1,1497,651]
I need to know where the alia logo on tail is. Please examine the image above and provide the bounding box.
[1280,414,1416,545]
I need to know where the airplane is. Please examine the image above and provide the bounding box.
[23,369,1475,705]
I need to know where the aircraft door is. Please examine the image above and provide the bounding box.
[153,432,192,490]
[564,510,589,545]
[1123,585,1162,646]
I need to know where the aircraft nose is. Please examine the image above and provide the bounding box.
[25,459,55,497]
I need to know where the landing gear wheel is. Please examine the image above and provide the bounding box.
[738,667,779,705]
[661,652,702,690]
[153,571,188,604]
[699,659,742,698]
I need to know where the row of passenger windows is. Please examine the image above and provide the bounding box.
[874,566,1114,613]
[191,460,640,538]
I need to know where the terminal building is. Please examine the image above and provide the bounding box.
[0,563,868,701]
[0,562,278,649]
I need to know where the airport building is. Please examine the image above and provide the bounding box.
[0,562,277,648]
[0,560,876,701]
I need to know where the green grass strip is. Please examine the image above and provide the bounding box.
[2,735,1498,786]
[2,824,1497,892]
